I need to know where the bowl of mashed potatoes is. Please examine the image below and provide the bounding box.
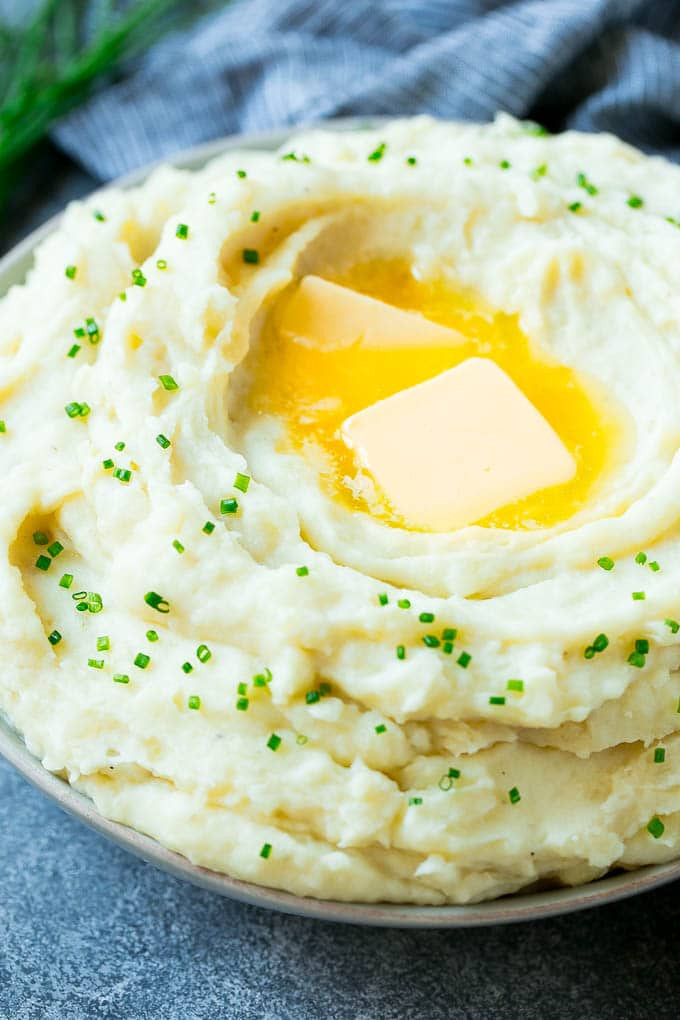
[1,115,680,925]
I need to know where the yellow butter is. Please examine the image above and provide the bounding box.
[278,275,465,350]
[341,357,577,531]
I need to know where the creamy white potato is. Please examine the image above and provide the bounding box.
[2,115,680,904]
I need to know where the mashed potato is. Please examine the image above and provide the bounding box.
[1,115,680,903]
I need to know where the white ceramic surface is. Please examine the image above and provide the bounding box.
[2,121,679,927]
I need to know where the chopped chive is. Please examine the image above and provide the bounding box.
[236,696,249,711]
[375,723,387,734]
[35,555,51,571]
[568,201,582,213]
[96,636,110,652]
[654,747,666,764]
[281,151,311,163]
[65,265,77,280]
[208,192,217,204]
[33,531,49,546]
[367,142,386,162]
[627,651,646,668]
[113,468,131,483]
[592,633,609,653]
[422,634,440,648]
[67,344,80,358]
[156,259,167,270]
[220,498,238,515]
[508,787,521,805]
[507,679,524,692]
[647,816,664,838]
[442,641,453,655]
[457,651,471,668]
[665,619,679,634]
[202,521,215,535]
[627,195,644,209]
[102,458,114,470]
[134,652,150,669]
[234,472,250,493]
[88,658,104,670]
[499,159,511,169]
[181,662,193,674]
[408,796,423,806]
[448,767,461,779]
[144,591,170,614]
[635,552,647,565]
[197,644,211,663]
[396,645,406,660]
[406,156,417,166]
[172,539,185,554]
[114,441,125,452]
[267,733,282,751]
[597,556,615,571]
[635,638,650,654]
[260,842,272,859]
[113,674,129,684]
[93,210,106,222]
[236,169,247,178]
[254,668,271,686]
[65,401,84,418]
[576,172,598,195]
[59,573,73,589]
[378,593,389,606]
[146,630,159,643]
[250,210,260,222]
[584,646,595,659]
[156,434,171,449]
[305,690,320,705]
[48,630,62,646]
[242,248,260,265]
[47,541,63,558]
[632,591,646,601]
[442,628,457,641]
[176,223,189,239]
[296,565,309,576]
[419,612,435,623]
[187,695,201,710]
[85,318,99,343]
[531,163,547,180]
[489,696,506,705]
[237,682,247,696]
[0,421,5,432]
[131,268,147,287]
[397,598,411,609]
[158,374,178,391]
[649,561,660,572]
[463,156,473,166]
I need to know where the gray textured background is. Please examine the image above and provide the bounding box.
[1,153,680,1020]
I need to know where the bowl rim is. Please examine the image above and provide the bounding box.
[2,118,679,927]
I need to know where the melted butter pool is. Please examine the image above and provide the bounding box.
[247,260,620,531]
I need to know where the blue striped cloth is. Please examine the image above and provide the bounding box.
[53,0,680,180]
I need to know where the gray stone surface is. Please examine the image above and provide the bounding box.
[2,155,680,1020]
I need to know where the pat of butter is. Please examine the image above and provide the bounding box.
[278,275,464,350]
[342,357,577,530]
